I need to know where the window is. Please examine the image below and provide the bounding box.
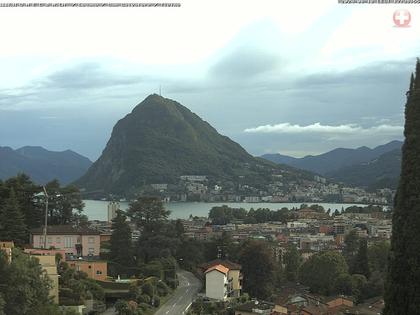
[96,270,102,275]
[56,237,61,243]
[88,237,95,244]
[47,237,52,244]
[64,236,72,248]
[88,265,92,269]
[88,248,94,255]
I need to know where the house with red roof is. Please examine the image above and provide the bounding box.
[201,259,243,298]
[205,264,230,300]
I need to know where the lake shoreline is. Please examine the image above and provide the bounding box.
[83,200,382,221]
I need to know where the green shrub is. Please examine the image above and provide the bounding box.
[137,294,151,304]
[141,283,154,297]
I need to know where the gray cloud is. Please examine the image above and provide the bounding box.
[208,47,280,79]
[42,62,144,90]
[297,60,414,88]
[0,62,146,110]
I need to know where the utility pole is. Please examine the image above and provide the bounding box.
[42,186,49,249]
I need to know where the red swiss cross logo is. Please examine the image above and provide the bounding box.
[393,9,411,28]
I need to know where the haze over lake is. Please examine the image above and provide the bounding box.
[83,200,370,221]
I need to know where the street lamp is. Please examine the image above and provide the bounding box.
[35,186,52,249]
[42,186,49,249]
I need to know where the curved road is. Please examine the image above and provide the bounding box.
[155,270,201,315]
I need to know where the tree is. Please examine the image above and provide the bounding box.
[115,299,141,315]
[0,249,54,315]
[284,244,301,282]
[353,239,370,278]
[351,274,368,303]
[177,239,205,270]
[58,262,104,305]
[309,204,324,213]
[45,180,85,226]
[175,219,185,237]
[4,174,43,229]
[368,241,390,274]
[299,251,348,295]
[384,59,420,314]
[127,197,170,232]
[343,230,359,272]
[239,241,275,299]
[0,293,5,315]
[0,189,27,246]
[109,210,135,277]
[136,222,181,263]
[334,273,353,295]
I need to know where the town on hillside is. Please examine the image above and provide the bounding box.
[113,174,394,205]
[0,173,392,314]
[1,2,420,314]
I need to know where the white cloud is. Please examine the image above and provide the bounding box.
[244,122,403,135]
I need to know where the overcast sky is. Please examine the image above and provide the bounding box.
[0,0,419,160]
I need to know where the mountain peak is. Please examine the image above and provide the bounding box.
[75,96,312,196]
[0,146,92,184]
[136,94,177,109]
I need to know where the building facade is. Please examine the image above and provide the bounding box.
[30,225,101,257]
[205,264,229,301]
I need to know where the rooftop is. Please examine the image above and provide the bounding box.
[30,225,100,235]
[200,259,241,271]
[205,264,229,275]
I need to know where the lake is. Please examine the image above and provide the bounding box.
[83,200,368,221]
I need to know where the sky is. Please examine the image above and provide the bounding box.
[0,0,419,161]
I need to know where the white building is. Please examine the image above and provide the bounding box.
[180,175,207,182]
[107,201,120,222]
[287,221,308,229]
[205,264,229,301]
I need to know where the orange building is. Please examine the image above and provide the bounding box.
[24,248,67,261]
[100,232,112,243]
[67,258,108,281]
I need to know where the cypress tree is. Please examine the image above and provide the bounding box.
[353,239,370,278]
[109,210,134,277]
[0,189,27,246]
[384,59,420,314]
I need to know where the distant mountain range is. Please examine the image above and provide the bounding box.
[262,140,403,189]
[76,94,314,195]
[327,148,402,190]
[0,146,92,185]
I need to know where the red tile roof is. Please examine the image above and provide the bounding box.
[205,264,229,275]
[200,259,241,270]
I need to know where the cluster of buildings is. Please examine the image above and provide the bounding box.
[187,206,389,314]
[0,225,110,313]
[234,294,384,315]
[182,207,391,261]
[138,174,393,204]
[196,255,385,314]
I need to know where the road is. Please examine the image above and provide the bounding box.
[101,307,116,315]
[155,270,201,315]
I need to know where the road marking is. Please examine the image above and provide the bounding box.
[184,302,192,313]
